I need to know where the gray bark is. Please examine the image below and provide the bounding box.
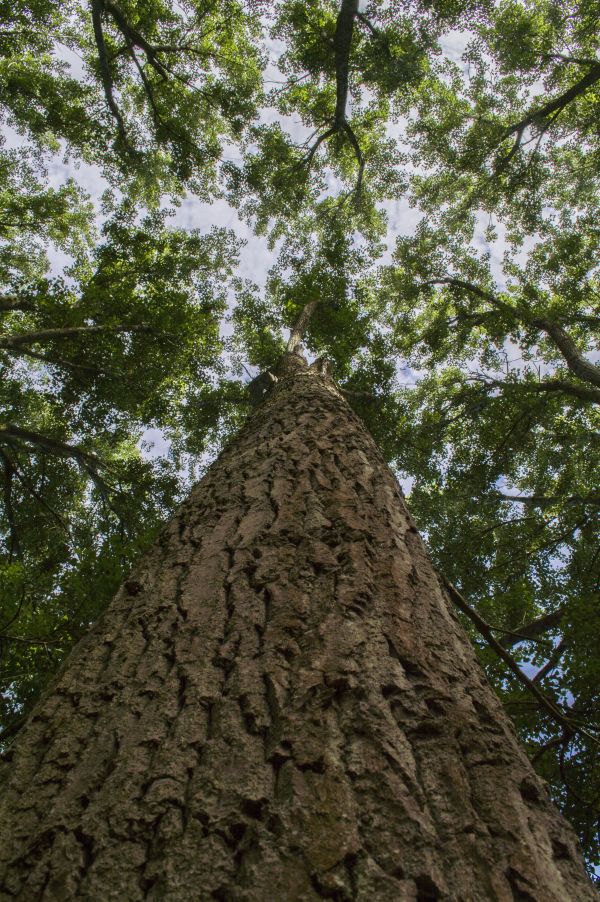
[0,354,595,900]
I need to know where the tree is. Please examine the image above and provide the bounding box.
[1,0,599,884]
[0,344,596,899]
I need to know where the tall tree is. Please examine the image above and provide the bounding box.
[0,346,596,899]
[1,0,599,882]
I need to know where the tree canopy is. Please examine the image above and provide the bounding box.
[0,0,598,878]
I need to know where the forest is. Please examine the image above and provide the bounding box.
[0,0,598,886]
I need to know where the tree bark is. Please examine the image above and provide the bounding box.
[0,354,595,901]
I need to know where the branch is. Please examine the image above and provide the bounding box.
[0,294,34,313]
[302,126,336,168]
[0,634,64,647]
[531,638,567,684]
[494,123,526,174]
[530,733,565,765]
[2,446,70,536]
[104,0,169,79]
[0,716,26,746]
[503,61,600,139]
[494,492,600,508]
[425,278,600,391]
[420,277,517,316]
[478,376,600,405]
[499,607,566,649]
[532,317,600,389]
[542,53,600,68]
[339,387,379,401]
[0,424,92,456]
[333,0,358,128]
[0,426,109,496]
[300,1,365,196]
[7,345,115,377]
[90,0,133,153]
[342,121,365,197]
[438,574,594,741]
[0,449,21,560]
[355,12,379,39]
[0,323,153,349]
[287,299,320,352]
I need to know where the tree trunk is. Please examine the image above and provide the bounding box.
[0,354,595,901]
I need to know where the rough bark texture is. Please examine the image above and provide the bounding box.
[0,357,595,901]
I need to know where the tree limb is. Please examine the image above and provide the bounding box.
[494,492,600,508]
[420,277,513,313]
[355,12,380,40]
[287,299,320,352]
[499,607,566,649]
[0,716,26,746]
[339,387,379,400]
[333,0,358,127]
[532,317,600,389]
[342,121,365,196]
[502,61,600,141]
[0,294,34,313]
[0,323,153,349]
[532,638,567,684]
[0,426,111,501]
[477,376,600,405]
[104,0,169,79]
[301,0,365,196]
[0,449,22,560]
[426,277,600,394]
[0,634,64,647]
[6,345,112,375]
[90,0,134,153]
[438,574,594,741]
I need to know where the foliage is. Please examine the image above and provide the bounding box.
[0,0,264,199]
[0,0,598,877]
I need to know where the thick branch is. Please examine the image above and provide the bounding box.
[339,387,378,401]
[532,638,567,684]
[0,323,152,349]
[479,376,600,405]
[287,300,320,352]
[0,425,101,468]
[494,124,526,173]
[90,0,133,151]
[342,121,365,195]
[302,126,336,167]
[0,450,21,560]
[0,294,34,313]
[333,0,358,127]
[494,492,600,508]
[0,427,113,504]
[427,277,600,394]
[0,716,25,746]
[104,0,169,79]
[301,1,365,195]
[504,61,600,138]
[5,345,107,375]
[355,12,379,40]
[421,277,517,317]
[532,317,600,389]
[0,634,64,647]
[499,607,566,649]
